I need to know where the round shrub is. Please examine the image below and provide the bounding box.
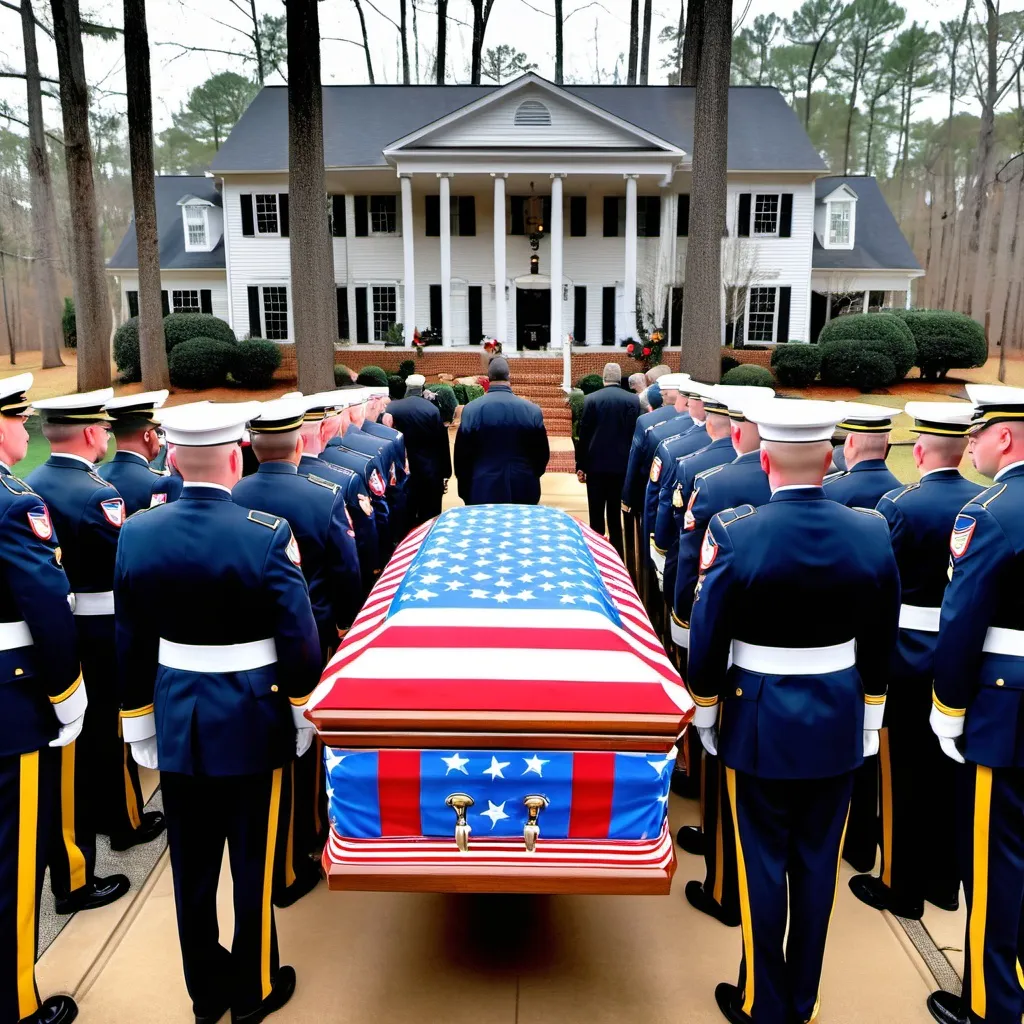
[164,313,236,352]
[230,338,281,389]
[334,364,355,386]
[388,375,406,400]
[567,389,585,442]
[356,365,388,387]
[398,359,416,380]
[816,313,916,382]
[425,383,457,424]
[453,383,468,405]
[819,338,895,391]
[168,337,235,390]
[63,298,76,349]
[575,373,604,395]
[113,316,142,382]
[890,309,987,379]
[771,344,821,388]
[721,355,740,377]
[721,364,775,387]
[464,384,485,404]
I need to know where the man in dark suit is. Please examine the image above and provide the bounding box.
[576,362,639,557]
[386,374,451,525]
[454,357,549,506]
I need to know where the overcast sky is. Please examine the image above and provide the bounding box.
[0,0,987,141]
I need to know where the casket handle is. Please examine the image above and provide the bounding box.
[523,795,549,853]
[445,793,474,852]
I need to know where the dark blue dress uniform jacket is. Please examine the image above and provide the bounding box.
[338,424,407,534]
[575,385,640,475]
[232,462,362,649]
[823,458,901,509]
[99,450,182,516]
[687,488,901,779]
[114,486,321,777]
[643,422,707,544]
[385,395,452,483]
[321,437,391,561]
[621,406,682,514]
[453,383,549,505]
[0,469,81,757]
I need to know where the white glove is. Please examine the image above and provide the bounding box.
[928,704,966,763]
[697,726,718,756]
[650,545,666,575]
[131,735,159,770]
[693,704,719,757]
[49,714,85,748]
[863,730,880,758]
[938,735,965,764]
[656,570,664,592]
[292,704,315,758]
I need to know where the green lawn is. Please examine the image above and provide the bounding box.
[18,416,116,477]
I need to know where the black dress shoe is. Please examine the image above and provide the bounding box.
[926,990,969,1024]
[848,873,924,920]
[54,874,130,915]
[109,811,166,851]
[686,880,741,927]
[714,982,753,1024]
[676,825,705,856]
[925,890,960,913]
[232,966,296,1023]
[31,995,78,1024]
[273,864,321,909]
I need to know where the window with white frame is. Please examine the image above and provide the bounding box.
[747,287,776,343]
[369,195,398,234]
[262,286,289,340]
[255,194,279,235]
[372,286,397,340]
[185,206,207,248]
[172,289,200,313]
[753,194,780,235]
[828,201,852,246]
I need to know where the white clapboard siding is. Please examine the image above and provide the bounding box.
[116,275,229,323]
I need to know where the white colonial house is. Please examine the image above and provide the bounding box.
[107,74,922,351]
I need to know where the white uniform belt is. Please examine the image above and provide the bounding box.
[671,621,689,648]
[731,639,856,675]
[899,604,941,633]
[0,620,33,650]
[982,627,1024,657]
[72,591,114,616]
[158,637,278,672]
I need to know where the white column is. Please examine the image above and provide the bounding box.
[550,173,565,350]
[825,290,832,323]
[438,173,453,346]
[905,284,912,309]
[400,174,415,344]
[624,174,638,340]
[863,289,871,314]
[492,173,507,345]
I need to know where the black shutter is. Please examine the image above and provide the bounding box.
[336,287,349,339]
[779,194,793,238]
[332,195,346,237]
[425,195,440,237]
[737,193,752,237]
[776,286,791,342]
[541,196,552,233]
[354,195,369,237]
[160,290,170,317]
[468,285,482,344]
[570,196,587,237]
[126,290,139,318]
[355,287,369,343]
[247,286,262,337]
[459,196,476,237]
[642,196,662,237]
[429,284,442,332]
[677,194,690,236]
[603,196,619,237]
[510,196,525,235]
[279,194,289,237]
[200,289,212,314]
[573,285,587,342]
[601,286,616,344]
[670,286,684,346]
[240,194,254,236]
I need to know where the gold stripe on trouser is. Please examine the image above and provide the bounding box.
[969,766,993,1020]
[261,768,283,1000]
[123,745,141,830]
[285,764,296,889]
[725,767,756,1016]
[1016,959,1024,989]
[17,752,40,1020]
[879,728,893,888]
[60,743,87,892]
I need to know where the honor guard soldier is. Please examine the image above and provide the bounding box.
[116,402,322,1024]
[234,398,362,908]
[99,390,182,514]
[850,402,982,922]
[0,374,87,1024]
[385,374,452,527]
[687,398,900,1024]
[926,386,1024,1024]
[362,386,411,541]
[28,390,159,912]
[670,388,773,925]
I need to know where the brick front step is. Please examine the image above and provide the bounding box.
[546,450,577,473]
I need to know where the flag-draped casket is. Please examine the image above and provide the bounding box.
[308,504,692,894]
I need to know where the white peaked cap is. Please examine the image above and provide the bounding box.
[405,374,426,387]
[105,390,170,412]
[158,401,263,446]
[247,397,307,433]
[364,387,389,398]
[683,380,717,400]
[746,398,844,443]
[657,373,690,391]
[838,402,899,432]
[706,384,776,416]
[904,401,974,435]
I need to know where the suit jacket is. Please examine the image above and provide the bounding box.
[576,385,640,476]
[386,394,452,484]
[454,383,549,505]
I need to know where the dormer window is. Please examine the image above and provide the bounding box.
[829,201,851,246]
[185,206,207,248]
[179,194,221,252]
[821,186,857,250]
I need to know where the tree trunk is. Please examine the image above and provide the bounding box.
[676,0,686,83]
[989,170,1022,351]
[288,0,336,394]
[469,0,494,85]
[124,0,169,389]
[353,0,375,84]
[21,0,63,369]
[681,0,731,382]
[411,0,419,82]
[399,0,410,84]
[436,0,446,84]
[249,0,264,85]
[639,0,652,84]
[627,0,639,84]
[841,65,861,176]
[50,0,112,390]
[680,0,703,87]
[803,41,822,128]
[554,0,563,84]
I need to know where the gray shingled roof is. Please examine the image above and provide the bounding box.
[208,84,826,174]
[107,176,225,271]
[812,176,921,272]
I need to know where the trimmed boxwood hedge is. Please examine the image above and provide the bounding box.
[575,373,605,395]
[334,364,355,386]
[356,365,389,387]
[113,317,143,382]
[568,389,585,442]
[816,313,916,382]
[721,364,775,387]
[168,337,236,389]
[464,384,485,404]
[890,309,987,379]
[114,312,236,383]
[398,359,416,380]
[771,344,821,387]
[230,338,281,389]
[819,338,895,391]
[425,383,457,424]
[388,375,407,400]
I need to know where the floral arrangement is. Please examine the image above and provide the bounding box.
[624,330,663,370]
[484,338,503,357]
[412,328,425,358]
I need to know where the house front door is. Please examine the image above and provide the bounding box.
[516,288,549,350]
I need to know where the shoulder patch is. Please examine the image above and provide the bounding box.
[27,504,53,540]
[150,492,168,507]
[852,506,887,519]
[100,497,125,527]
[307,474,341,495]
[717,504,757,527]
[649,456,663,483]
[0,475,30,494]
[683,487,700,531]
[950,514,976,558]
[357,492,374,518]
[285,529,301,566]
[699,528,718,571]
[368,468,386,497]
[248,509,282,530]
